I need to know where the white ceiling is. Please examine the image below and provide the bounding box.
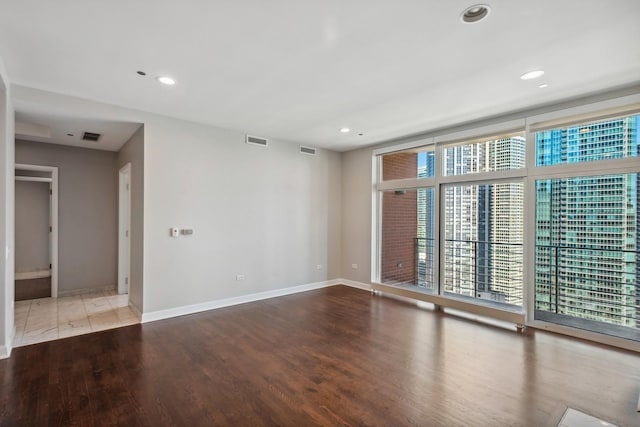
[1,0,639,152]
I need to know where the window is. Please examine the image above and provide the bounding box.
[381,148,435,181]
[443,182,524,307]
[444,134,525,176]
[380,188,435,291]
[533,113,640,339]
[375,108,640,344]
[536,114,640,166]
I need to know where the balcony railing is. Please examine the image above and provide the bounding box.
[535,245,639,332]
[442,239,524,307]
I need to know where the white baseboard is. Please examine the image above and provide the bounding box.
[141,279,343,323]
[339,279,372,291]
[0,344,11,359]
[59,285,115,297]
[15,269,51,280]
[128,300,142,320]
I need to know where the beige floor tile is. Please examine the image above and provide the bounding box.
[14,292,138,346]
[83,296,113,316]
[24,312,58,333]
[88,310,121,332]
[15,300,32,310]
[114,306,139,325]
[59,317,92,338]
[20,326,59,346]
[106,294,129,309]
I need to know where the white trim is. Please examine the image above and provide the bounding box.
[527,319,640,353]
[141,279,341,323]
[340,279,372,291]
[377,176,435,191]
[526,93,640,132]
[0,344,10,360]
[372,137,434,156]
[118,163,131,296]
[15,176,52,183]
[128,300,142,320]
[14,164,58,298]
[371,282,526,326]
[58,285,115,297]
[433,118,525,145]
[15,269,51,280]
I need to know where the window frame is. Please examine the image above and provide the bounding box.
[371,94,640,351]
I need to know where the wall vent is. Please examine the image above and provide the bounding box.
[246,134,268,147]
[300,146,317,156]
[82,132,101,142]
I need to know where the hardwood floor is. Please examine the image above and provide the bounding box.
[0,285,638,426]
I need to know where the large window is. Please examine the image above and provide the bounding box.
[375,110,640,344]
[378,132,526,311]
[533,114,640,339]
[443,182,524,307]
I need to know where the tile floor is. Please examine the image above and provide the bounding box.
[14,290,139,347]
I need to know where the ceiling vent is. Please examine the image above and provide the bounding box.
[82,132,101,142]
[300,146,316,156]
[246,134,268,147]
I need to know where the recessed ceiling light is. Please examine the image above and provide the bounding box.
[157,76,176,85]
[339,127,350,133]
[136,71,146,76]
[460,4,491,23]
[539,83,548,88]
[66,133,74,137]
[358,133,364,136]
[520,70,545,80]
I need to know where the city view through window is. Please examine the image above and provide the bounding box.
[379,114,639,339]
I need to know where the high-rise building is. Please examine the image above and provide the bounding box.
[535,116,639,328]
[442,136,525,305]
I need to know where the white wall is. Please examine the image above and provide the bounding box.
[117,126,144,313]
[143,118,342,313]
[7,86,343,322]
[15,180,50,273]
[341,147,373,284]
[0,56,15,358]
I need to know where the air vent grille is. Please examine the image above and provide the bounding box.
[246,134,268,147]
[82,132,101,142]
[300,146,316,156]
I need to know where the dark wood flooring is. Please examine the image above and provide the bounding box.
[0,285,639,426]
[15,277,51,301]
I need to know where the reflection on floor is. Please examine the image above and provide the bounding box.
[14,290,140,347]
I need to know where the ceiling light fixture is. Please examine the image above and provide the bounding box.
[136,71,146,76]
[460,4,491,23]
[520,70,545,80]
[157,76,176,85]
[339,127,351,133]
[539,83,548,88]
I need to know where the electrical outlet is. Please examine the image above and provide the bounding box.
[236,274,245,281]
[352,263,358,269]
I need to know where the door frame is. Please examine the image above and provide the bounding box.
[14,163,59,298]
[118,163,131,295]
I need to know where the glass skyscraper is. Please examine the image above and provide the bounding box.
[535,116,639,329]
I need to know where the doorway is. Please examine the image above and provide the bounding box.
[118,163,131,296]
[14,164,58,300]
